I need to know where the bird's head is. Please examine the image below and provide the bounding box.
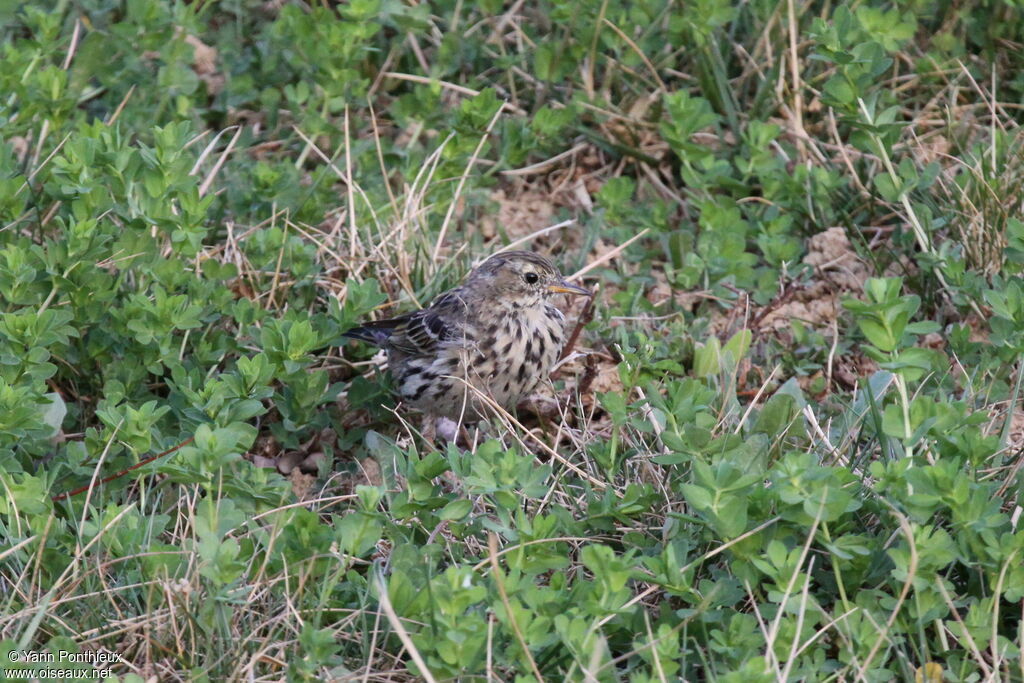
[468,251,590,308]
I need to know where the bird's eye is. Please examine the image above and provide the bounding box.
[524,272,540,284]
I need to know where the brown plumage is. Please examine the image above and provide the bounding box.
[343,251,590,421]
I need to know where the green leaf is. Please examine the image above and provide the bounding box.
[437,498,473,521]
[693,337,721,378]
[722,329,751,365]
[39,392,66,437]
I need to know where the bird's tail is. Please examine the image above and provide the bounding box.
[341,322,395,347]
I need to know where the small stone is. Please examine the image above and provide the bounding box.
[251,455,277,469]
[276,451,304,475]
[359,456,383,486]
[299,451,326,474]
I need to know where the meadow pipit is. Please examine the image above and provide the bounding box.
[343,251,590,422]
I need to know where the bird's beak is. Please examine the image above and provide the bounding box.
[548,280,591,296]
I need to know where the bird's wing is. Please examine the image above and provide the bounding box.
[343,289,471,355]
[394,290,470,355]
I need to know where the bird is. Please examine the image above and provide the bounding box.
[343,251,590,423]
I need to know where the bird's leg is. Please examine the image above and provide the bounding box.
[432,417,465,496]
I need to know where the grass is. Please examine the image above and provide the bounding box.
[1,0,1024,681]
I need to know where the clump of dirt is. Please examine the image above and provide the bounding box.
[585,355,625,395]
[479,188,557,241]
[804,227,870,289]
[7,136,28,163]
[757,226,870,331]
[289,470,317,500]
[915,133,952,166]
[477,142,623,249]
[184,34,224,96]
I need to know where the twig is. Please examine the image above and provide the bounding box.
[568,229,649,281]
[749,279,803,329]
[381,72,527,115]
[491,219,576,255]
[198,126,243,197]
[52,437,195,502]
[558,288,597,362]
